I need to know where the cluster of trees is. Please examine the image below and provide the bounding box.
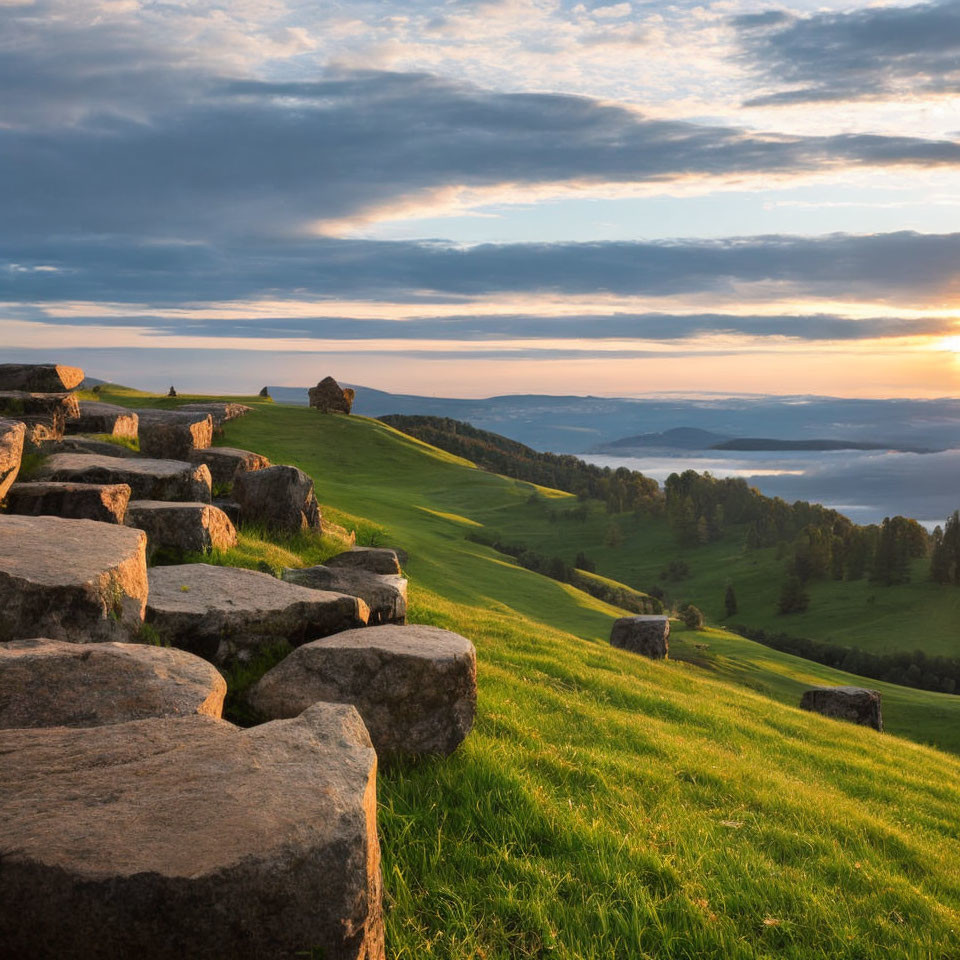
[467,533,662,614]
[380,416,661,514]
[735,626,960,694]
[931,511,960,585]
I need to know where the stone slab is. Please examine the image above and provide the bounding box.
[126,500,237,559]
[0,363,84,392]
[0,418,25,501]
[5,481,131,524]
[68,401,139,438]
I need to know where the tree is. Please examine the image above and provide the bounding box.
[574,551,596,573]
[778,577,810,614]
[680,603,704,630]
[724,584,738,617]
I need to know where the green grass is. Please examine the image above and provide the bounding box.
[97,387,960,958]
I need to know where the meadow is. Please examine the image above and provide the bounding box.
[95,387,960,959]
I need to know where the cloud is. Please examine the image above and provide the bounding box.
[736,0,960,106]
[3,230,960,305]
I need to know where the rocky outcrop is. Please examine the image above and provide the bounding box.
[249,624,477,758]
[36,454,212,502]
[259,386,270,398]
[0,638,226,728]
[41,436,137,458]
[283,566,407,625]
[0,363,84,393]
[308,376,355,414]
[326,546,402,576]
[0,391,79,445]
[5,481,131,524]
[0,515,148,643]
[0,418,25,501]
[125,500,238,559]
[800,686,883,731]
[232,464,321,534]
[178,403,252,434]
[610,615,670,659]
[0,703,384,960]
[137,410,213,459]
[146,563,369,665]
[188,446,270,488]
[67,401,139,438]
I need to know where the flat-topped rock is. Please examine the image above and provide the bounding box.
[232,464,321,534]
[126,500,237,559]
[5,481,131,524]
[249,624,477,758]
[67,401,139,438]
[0,703,383,960]
[0,363,84,393]
[0,391,79,445]
[0,638,226,728]
[610,615,670,659]
[0,418,25,500]
[36,453,211,502]
[137,410,213,459]
[800,686,883,731]
[146,564,369,665]
[0,515,147,643]
[283,565,407,625]
[178,402,252,433]
[326,546,403,575]
[40,436,138,458]
[188,446,270,487]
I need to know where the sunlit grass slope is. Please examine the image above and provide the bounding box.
[98,389,960,958]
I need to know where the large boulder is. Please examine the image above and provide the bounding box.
[0,391,79,445]
[308,376,354,414]
[137,410,213,459]
[67,401,139,438]
[146,564,369,665]
[188,446,270,488]
[40,436,138,458]
[178,402,252,434]
[249,624,477,758]
[5,481,131,524]
[283,565,407,625]
[0,703,384,960]
[0,363,84,392]
[125,500,238,559]
[36,453,211,502]
[610,615,670,659]
[800,686,883,731]
[232,464,321,534]
[326,546,402,576]
[0,515,147,643]
[0,638,226,728]
[0,418,25,500]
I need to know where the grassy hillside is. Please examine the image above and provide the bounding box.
[93,388,960,958]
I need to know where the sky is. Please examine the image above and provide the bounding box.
[3,0,960,397]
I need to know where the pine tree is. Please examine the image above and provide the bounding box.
[724,584,738,617]
[778,576,810,614]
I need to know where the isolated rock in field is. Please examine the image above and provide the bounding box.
[610,615,670,659]
[188,446,270,488]
[137,410,213,459]
[0,638,226,728]
[308,375,355,414]
[0,515,147,643]
[0,391,79,445]
[326,546,402,576]
[259,385,270,398]
[0,418,25,501]
[799,686,883,732]
[41,436,137,458]
[0,703,384,960]
[283,566,407,625]
[249,624,476,758]
[232,464,321,534]
[125,500,237,559]
[5,481,131,524]
[0,363,84,393]
[178,403,252,434]
[67,401,139,438]
[36,453,211,502]
[146,563,369,665]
